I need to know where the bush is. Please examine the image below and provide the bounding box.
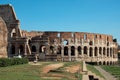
[0,58,28,67]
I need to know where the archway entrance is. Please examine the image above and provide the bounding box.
[11,45,15,55]
[64,46,68,56]
[71,46,75,56]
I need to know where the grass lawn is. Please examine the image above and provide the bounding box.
[101,65,120,80]
[86,64,104,78]
[0,61,82,80]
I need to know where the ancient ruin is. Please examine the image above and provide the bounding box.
[0,4,118,65]
[0,17,7,58]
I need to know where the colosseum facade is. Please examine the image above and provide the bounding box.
[0,4,118,65]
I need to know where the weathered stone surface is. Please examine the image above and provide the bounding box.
[0,17,7,58]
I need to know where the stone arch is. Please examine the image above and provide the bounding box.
[63,40,68,45]
[39,45,46,53]
[99,61,102,65]
[107,42,109,46]
[99,47,102,55]
[11,45,15,54]
[84,46,87,55]
[64,46,68,56]
[110,61,112,65]
[71,46,75,56]
[11,28,16,38]
[107,61,109,65]
[89,47,93,57]
[19,45,24,55]
[57,46,61,54]
[78,46,81,55]
[89,41,93,45]
[103,47,106,55]
[95,47,97,56]
[32,45,36,52]
[103,61,106,65]
[107,48,109,57]
[50,46,54,54]
[110,48,112,57]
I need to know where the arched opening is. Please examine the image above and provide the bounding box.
[57,33,60,37]
[71,46,75,56]
[95,47,97,56]
[107,36,109,41]
[89,47,93,57]
[11,45,15,54]
[32,45,36,52]
[103,47,106,55]
[107,48,109,57]
[63,40,68,45]
[39,45,46,53]
[110,48,112,57]
[78,46,81,55]
[57,46,61,54]
[99,47,102,55]
[89,41,93,45]
[94,35,97,39]
[64,46,68,56]
[99,62,102,65]
[84,46,87,55]
[71,32,74,37]
[110,61,112,65]
[19,45,24,55]
[84,34,87,40]
[50,46,54,54]
[107,61,109,65]
[11,28,16,38]
[100,35,102,39]
[103,61,106,65]
[107,42,109,46]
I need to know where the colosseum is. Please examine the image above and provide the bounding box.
[0,4,118,65]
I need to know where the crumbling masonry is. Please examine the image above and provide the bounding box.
[0,4,118,65]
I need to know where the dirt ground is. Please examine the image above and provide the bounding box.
[65,64,81,73]
[42,63,64,73]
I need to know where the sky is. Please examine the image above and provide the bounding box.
[0,0,120,44]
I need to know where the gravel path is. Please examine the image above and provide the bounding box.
[94,66,117,80]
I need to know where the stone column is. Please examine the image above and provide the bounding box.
[109,48,110,57]
[93,48,95,57]
[81,47,84,57]
[68,46,71,61]
[75,46,78,60]
[105,48,107,57]
[87,47,89,57]
[97,47,99,57]
[61,46,64,61]
[15,43,18,55]
[24,44,27,56]
[101,47,103,58]
[82,39,84,45]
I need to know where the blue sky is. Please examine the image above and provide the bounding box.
[0,0,120,44]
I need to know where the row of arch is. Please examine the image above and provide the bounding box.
[11,45,24,55]
[63,46,114,57]
[11,44,115,58]
[31,45,46,53]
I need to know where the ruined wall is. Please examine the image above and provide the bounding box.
[22,30,43,38]
[44,31,114,45]
[0,17,7,58]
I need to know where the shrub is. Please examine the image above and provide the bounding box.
[0,58,28,67]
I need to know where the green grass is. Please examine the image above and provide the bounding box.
[0,61,83,80]
[86,64,104,78]
[101,65,120,80]
[0,64,42,80]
